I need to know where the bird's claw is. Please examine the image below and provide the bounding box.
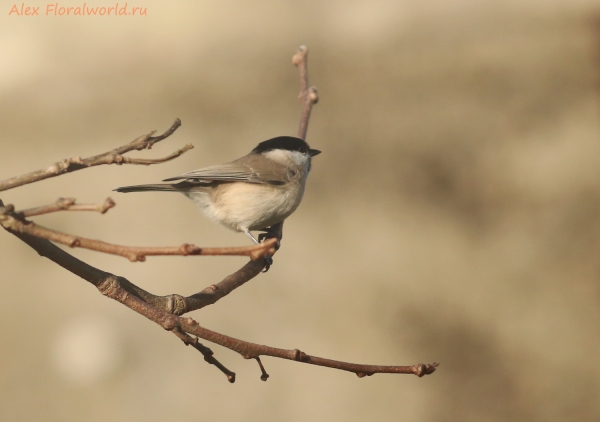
[262,256,273,273]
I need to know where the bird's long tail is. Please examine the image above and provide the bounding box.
[114,184,178,193]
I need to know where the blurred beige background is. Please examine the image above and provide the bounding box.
[1,0,600,420]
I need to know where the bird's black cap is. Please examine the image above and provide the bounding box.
[252,136,321,157]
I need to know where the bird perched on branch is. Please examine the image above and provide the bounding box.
[115,136,320,267]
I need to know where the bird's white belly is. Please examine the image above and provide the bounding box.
[207,182,304,231]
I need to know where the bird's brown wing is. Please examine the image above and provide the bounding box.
[162,155,289,185]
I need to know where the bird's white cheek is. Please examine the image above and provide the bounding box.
[264,150,310,169]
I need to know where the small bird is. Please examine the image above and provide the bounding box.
[115,136,321,252]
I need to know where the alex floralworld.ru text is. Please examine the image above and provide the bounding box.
[8,3,147,16]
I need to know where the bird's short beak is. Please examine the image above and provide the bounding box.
[309,149,321,157]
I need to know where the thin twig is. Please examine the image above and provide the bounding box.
[253,356,270,381]
[19,197,116,217]
[293,45,319,140]
[0,119,185,192]
[172,327,236,383]
[178,259,268,313]
[144,119,182,146]
[190,340,236,383]
[0,210,277,262]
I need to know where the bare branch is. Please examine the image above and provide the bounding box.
[293,45,319,140]
[0,119,184,192]
[1,204,437,379]
[0,209,277,262]
[19,197,116,217]
[97,274,438,378]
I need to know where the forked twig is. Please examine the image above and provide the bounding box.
[0,119,186,192]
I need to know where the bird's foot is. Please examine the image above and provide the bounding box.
[258,227,281,272]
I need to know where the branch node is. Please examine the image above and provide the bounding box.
[356,372,374,378]
[166,294,187,315]
[182,317,198,326]
[308,86,319,104]
[101,197,116,213]
[129,254,145,262]
[97,275,120,298]
[57,198,76,208]
[292,45,307,66]
[131,132,155,151]
[47,163,60,173]
[111,154,125,165]
[414,362,439,377]
[415,364,425,377]
[57,157,84,172]
[162,315,179,332]
[0,203,15,215]
[292,349,309,362]
[180,243,201,255]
